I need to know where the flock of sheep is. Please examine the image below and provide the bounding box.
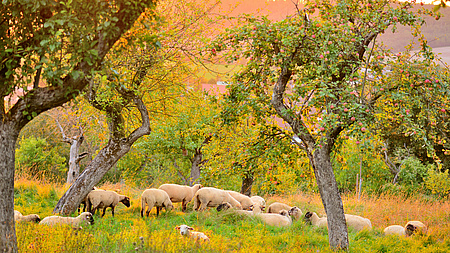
[14,183,428,243]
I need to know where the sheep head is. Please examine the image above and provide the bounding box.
[120,196,131,207]
[175,224,193,236]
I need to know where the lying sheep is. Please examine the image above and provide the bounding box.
[14,210,41,223]
[158,183,202,212]
[384,224,416,236]
[86,189,131,217]
[250,195,266,209]
[216,202,232,212]
[193,187,242,211]
[405,221,427,235]
[175,224,210,243]
[141,188,174,217]
[225,190,254,210]
[39,212,94,229]
[234,202,264,216]
[256,209,292,227]
[304,212,372,231]
[288,206,303,221]
[267,202,293,214]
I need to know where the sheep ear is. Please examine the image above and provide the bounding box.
[175,226,180,230]
[188,227,194,230]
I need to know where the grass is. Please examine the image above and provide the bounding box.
[14,178,450,252]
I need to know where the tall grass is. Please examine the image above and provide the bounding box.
[14,178,450,252]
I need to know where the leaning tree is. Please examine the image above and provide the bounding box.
[211,0,445,249]
[0,0,156,251]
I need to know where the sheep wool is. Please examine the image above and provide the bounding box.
[141,188,174,217]
[256,209,292,227]
[39,212,94,229]
[225,190,254,210]
[193,187,242,211]
[14,210,41,223]
[267,202,293,214]
[158,183,203,212]
[250,196,266,209]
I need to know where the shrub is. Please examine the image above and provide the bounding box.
[425,167,450,198]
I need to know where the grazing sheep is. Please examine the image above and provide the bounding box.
[78,187,98,213]
[304,212,372,231]
[193,187,242,211]
[14,210,41,223]
[405,221,427,235]
[256,209,292,227]
[175,224,210,243]
[225,190,254,210]
[304,211,328,228]
[39,212,94,229]
[141,188,174,217]
[158,183,203,212]
[267,202,293,214]
[384,224,417,236]
[250,196,266,209]
[86,189,131,217]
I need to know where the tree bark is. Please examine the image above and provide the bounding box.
[189,148,202,186]
[0,123,19,252]
[240,172,253,196]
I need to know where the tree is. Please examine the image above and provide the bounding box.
[0,1,156,251]
[211,0,441,249]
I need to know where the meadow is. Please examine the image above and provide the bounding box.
[14,177,450,253]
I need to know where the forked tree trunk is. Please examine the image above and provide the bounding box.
[0,124,19,252]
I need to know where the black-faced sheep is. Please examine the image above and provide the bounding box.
[141,188,174,217]
[86,189,131,217]
[78,187,98,214]
[158,183,202,212]
[39,212,94,229]
[288,206,303,221]
[304,211,328,228]
[225,190,254,210]
[14,210,41,223]
[175,224,210,243]
[405,220,427,235]
[384,224,416,236]
[192,187,242,211]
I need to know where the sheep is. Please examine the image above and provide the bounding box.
[304,212,372,231]
[175,224,210,243]
[256,209,293,227]
[141,188,174,217]
[405,220,427,235]
[267,202,293,214]
[250,195,266,209]
[192,187,242,211]
[158,183,202,212]
[14,210,41,223]
[216,202,232,212]
[288,206,303,221]
[384,224,417,236]
[39,212,94,229]
[225,190,254,210]
[86,189,131,217]
[234,202,264,216]
[78,187,98,214]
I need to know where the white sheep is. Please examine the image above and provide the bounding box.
[405,220,427,235]
[39,212,94,229]
[14,210,41,223]
[287,206,303,221]
[304,212,372,231]
[256,209,293,227]
[158,183,202,212]
[250,195,266,209]
[141,188,174,217]
[225,190,254,210]
[384,224,416,236]
[267,202,293,214]
[86,189,131,217]
[192,187,242,211]
[234,202,264,216]
[175,224,210,243]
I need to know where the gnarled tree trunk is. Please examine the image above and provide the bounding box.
[240,172,253,196]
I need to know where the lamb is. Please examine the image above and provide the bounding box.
[141,188,174,217]
[405,220,427,235]
[39,212,94,229]
[225,190,254,210]
[158,183,202,212]
[86,189,131,217]
[304,212,372,231]
[384,224,417,236]
[250,195,266,209]
[256,209,292,227]
[175,224,210,243]
[14,210,41,223]
[192,187,242,211]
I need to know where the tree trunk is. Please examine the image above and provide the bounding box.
[309,146,349,249]
[66,136,88,184]
[240,172,253,196]
[0,124,19,252]
[189,148,202,186]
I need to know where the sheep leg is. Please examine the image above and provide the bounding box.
[182,200,187,212]
[101,207,107,217]
[156,206,161,216]
[141,199,146,218]
[111,206,115,217]
[199,201,208,212]
[146,203,154,217]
